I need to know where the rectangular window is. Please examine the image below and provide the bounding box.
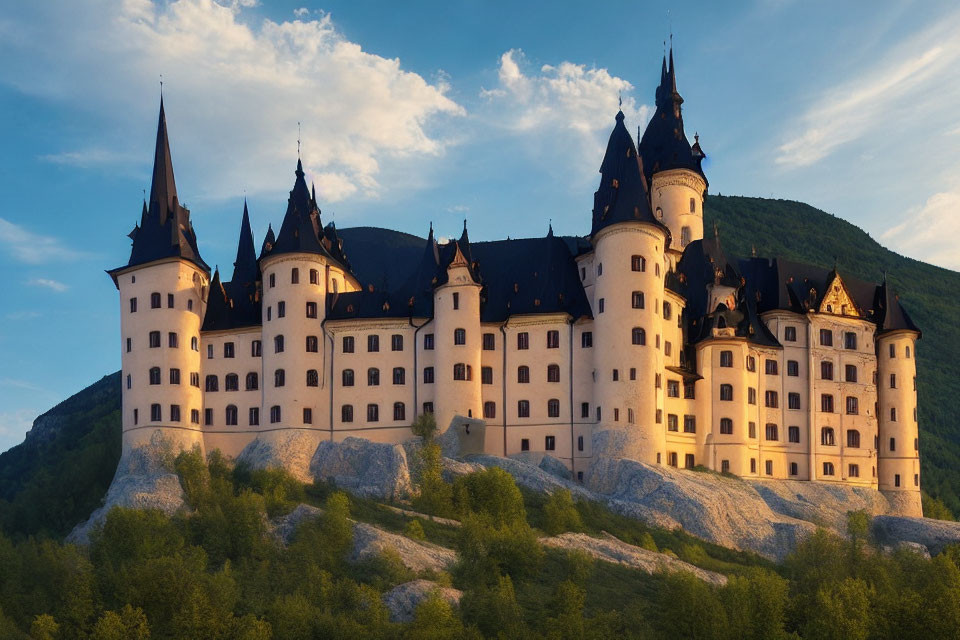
[169,368,180,385]
[452,292,460,310]
[545,436,556,451]
[367,404,379,422]
[393,367,405,385]
[306,302,317,319]
[788,426,800,443]
[598,298,604,313]
[521,438,530,452]
[303,408,312,424]
[391,334,404,351]
[170,404,180,422]
[150,331,161,348]
[482,366,493,385]
[667,414,678,431]
[483,333,495,350]
[895,473,901,487]
[849,464,859,478]
[310,269,319,285]
[632,291,645,309]
[845,364,858,382]
[821,361,833,380]
[126,337,132,352]
[483,402,495,419]
[721,460,730,474]
[683,415,696,433]
[168,332,178,348]
[269,273,276,288]
[249,407,259,426]
[291,268,299,284]
[685,454,695,469]
[277,301,285,318]
[720,351,733,367]
[749,422,757,438]
[581,332,593,348]
[630,368,637,381]
[765,460,773,476]
[167,293,175,309]
[343,336,355,353]
[748,387,757,405]
[784,326,797,342]
[424,333,434,350]
[667,380,680,398]
[765,390,779,408]
[518,401,530,418]
[821,394,834,413]
[820,329,833,346]
[790,462,798,476]
[844,332,857,350]
[684,382,696,399]
[423,402,433,415]
[368,334,379,352]
[581,402,590,418]
[890,373,897,389]
[252,340,261,357]
[224,342,235,358]
[787,360,799,376]
[517,332,529,350]
[423,367,434,384]
[578,436,584,452]
[765,359,778,375]
[204,408,213,426]
[788,392,801,410]
[129,297,137,313]
[889,343,896,358]
[546,330,560,349]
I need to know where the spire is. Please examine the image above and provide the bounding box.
[232,200,258,285]
[259,223,275,259]
[148,97,178,225]
[547,219,554,238]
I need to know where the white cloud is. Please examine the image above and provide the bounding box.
[26,278,68,292]
[880,189,960,270]
[293,7,309,18]
[39,148,139,168]
[0,1,464,204]
[0,217,86,265]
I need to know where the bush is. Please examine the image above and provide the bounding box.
[453,467,526,527]
[413,442,454,518]
[542,489,582,535]
[405,518,427,541]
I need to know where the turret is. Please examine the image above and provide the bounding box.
[433,222,483,431]
[875,279,922,516]
[591,110,668,465]
[107,98,210,454]
[640,45,708,256]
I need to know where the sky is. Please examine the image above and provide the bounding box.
[1,0,959,453]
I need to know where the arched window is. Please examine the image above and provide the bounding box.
[632,327,646,345]
[453,363,467,380]
[274,369,285,387]
[306,369,319,387]
[517,366,530,383]
[484,402,496,419]
[205,374,218,391]
[717,316,727,329]
[720,418,733,434]
[847,430,860,448]
[367,368,380,386]
[225,405,238,426]
[270,405,281,424]
[149,367,161,385]
[393,367,405,385]
[821,427,835,446]
[341,405,354,423]
[342,369,354,386]
[517,400,530,418]
[454,328,466,345]
[246,372,258,390]
[547,364,560,383]
[225,374,239,391]
[306,335,318,352]
[393,402,406,421]
[720,384,733,401]
[823,462,835,476]
[367,404,379,422]
[151,292,161,308]
[631,255,646,272]
[547,399,560,418]
[274,335,284,353]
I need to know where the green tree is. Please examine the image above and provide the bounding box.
[656,571,728,640]
[321,492,354,564]
[803,578,872,640]
[91,605,150,640]
[461,574,526,638]
[29,614,58,640]
[453,467,526,526]
[405,518,427,541]
[722,570,790,640]
[414,441,455,517]
[411,412,439,441]
[543,489,582,535]
[923,491,956,520]
[404,592,464,640]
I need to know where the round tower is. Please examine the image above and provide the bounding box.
[651,168,706,254]
[433,227,483,432]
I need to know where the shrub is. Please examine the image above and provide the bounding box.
[405,518,427,541]
[542,489,582,535]
[453,467,526,527]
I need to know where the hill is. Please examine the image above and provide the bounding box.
[1,195,958,539]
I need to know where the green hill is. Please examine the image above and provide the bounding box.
[1,195,958,540]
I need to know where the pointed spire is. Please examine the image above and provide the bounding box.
[232,200,258,285]
[459,219,470,246]
[591,109,657,236]
[547,219,554,238]
[148,97,178,225]
[260,223,276,258]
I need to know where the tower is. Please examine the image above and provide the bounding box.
[640,46,708,259]
[108,99,210,454]
[875,279,922,516]
[590,109,668,465]
[433,223,483,431]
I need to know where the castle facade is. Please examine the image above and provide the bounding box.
[109,50,923,515]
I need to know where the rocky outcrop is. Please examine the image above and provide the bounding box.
[311,437,412,500]
[540,532,728,586]
[465,454,593,500]
[68,430,185,544]
[351,522,456,572]
[871,515,960,555]
[382,580,462,623]
[271,503,324,545]
[236,430,325,483]
[748,479,891,530]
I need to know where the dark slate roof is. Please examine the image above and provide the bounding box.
[201,205,263,332]
[232,201,258,286]
[639,48,708,187]
[590,110,662,237]
[876,279,921,336]
[109,99,209,282]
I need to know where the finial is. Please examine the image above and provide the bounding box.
[159,74,163,98]
[297,121,301,158]
[429,220,433,232]
[463,218,467,231]
[618,92,622,108]
[695,132,699,143]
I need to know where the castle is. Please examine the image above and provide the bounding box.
[108,49,923,516]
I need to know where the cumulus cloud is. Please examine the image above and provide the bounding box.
[0,0,463,204]
[881,189,960,270]
[26,278,68,292]
[0,218,86,265]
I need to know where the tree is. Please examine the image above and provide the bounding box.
[461,574,525,638]
[413,441,454,517]
[29,615,58,640]
[453,467,526,526]
[404,592,464,640]
[546,580,586,640]
[411,412,439,441]
[656,572,728,640]
[543,489,582,535]
[803,578,872,640]
[91,605,150,640]
[321,492,353,564]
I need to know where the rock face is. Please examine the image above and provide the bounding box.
[747,478,891,531]
[540,532,728,586]
[351,522,457,572]
[311,437,412,500]
[465,454,594,500]
[871,515,960,555]
[271,503,324,545]
[382,580,462,623]
[68,430,185,544]
[237,430,325,483]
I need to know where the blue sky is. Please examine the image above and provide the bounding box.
[2,0,959,452]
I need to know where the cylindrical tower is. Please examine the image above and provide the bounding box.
[651,169,706,255]
[876,330,922,516]
[433,237,483,432]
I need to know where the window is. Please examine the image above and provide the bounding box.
[306,302,317,319]
[224,405,238,426]
[149,367,161,385]
[484,402,496,419]
[788,393,801,410]
[517,332,529,350]
[393,402,406,421]
[821,427,835,446]
[247,339,259,357]
[546,399,561,418]
[543,364,560,383]
[597,263,603,276]
[545,435,556,450]
[846,396,859,415]
[823,462,835,476]
[821,394,834,413]
[205,374,218,392]
[368,368,380,386]
[277,301,285,318]
[267,307,271,321]
[270,405,281,424]
[423,367,434,384]
[596,407,601,422]
[818,328,835,347]
[274,369,285,387]
[667,380,680,398]
[720,384,733,401]
[848,464,859,478]
[483,333,495,350]
[721,460,730,474]
[784,326,797,342]
[150,292,161,309]
[547,330,560,349]
[452,292,460,310]
[748,387,757,405]
[482,367,493,385]
[187,299,193,312]
[581,332,593,348]
[789,462,798,476]
[580,267,586,281]
[613,369,619,381]
[749,422,757,438]
[841,364,858,383]
[766,424,779,441]
[306,336,318,352]
[843,429,861,449]
[368,335,379,352]
[670,452,680,467]
[598,298,604,313]
[632,291,645,309]
[151,403,162,421]
[367,404,379,422]
[342,369,355,387]
[685,454,696,469]
[241,372,257,391]
[168,368,180,385]
[269,273,276,288]
[681,226,691,247]
[188,408,199,425]
[765,359,778,375]
[130,297,137,313]
[684,415,696,433]
[668,414,679,431]
[126,337,132,353]
[190,372,200,387]
[745,355,756,371]
[894,473,901,487]
[890,407,897,422]
[517,366,530,383]
[787,360,799,376]
[341,405,353,423]
[789,426,800,443]
[207,343,214,358]
[765,390,778,408]
[765,460,774,476]
[306,369,319,387]
[684,382,696,399]
[454,328,466,345]
[517,400,530,418]
[890,373,897,389]
[126,374,131,389]
[343,336,355,353]
[168,332,179,349]
[632,327,646,345]
[842,332,857,350]
[424,334,434,350]
[581,403,590,419]
[299,407,312,425]
[521,438,530,452]
[310,269,319,285]
[631,255,645,271]
[274,335,284,353]
[149,331,161,348]
[720,418,733,435]
[225,373,239,391]
[749,458,757,473]
[820,361,834,380]
[393,367,405,385]
[720,350,733,367]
